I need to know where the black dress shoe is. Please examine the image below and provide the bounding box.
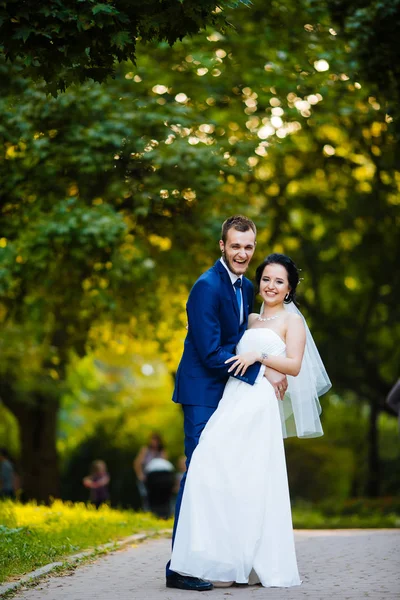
[166,572,213,591]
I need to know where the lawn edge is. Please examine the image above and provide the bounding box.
[0,528,172,598]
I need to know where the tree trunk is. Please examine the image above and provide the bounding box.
[1,384,60,502]
[365,397,380,497]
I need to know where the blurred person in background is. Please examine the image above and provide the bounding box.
[134,432,167,511]
[144,455,176,519]
[386,379,400,433]
[83,459,110,509]
[0,448,16,499]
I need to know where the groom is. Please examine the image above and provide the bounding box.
[166,215,288,591]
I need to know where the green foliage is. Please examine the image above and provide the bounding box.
[292,495,400,529]
[292,503,400,529]
[62,432,142,508]
[318,495,400,517]
[58,343,183,508]
[0,404,18,456]
[0,0,249,93]
[286,439,354,502]
[322,0,400,135]
[0,500,172,583]
[0,58,223,384]
[60,353,183,457]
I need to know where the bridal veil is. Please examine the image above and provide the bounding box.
[261,301,331,438]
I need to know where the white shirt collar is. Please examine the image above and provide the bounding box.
[220,257,243,286]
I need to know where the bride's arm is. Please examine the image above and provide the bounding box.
[259,315,305,376]
[225,314,306,377]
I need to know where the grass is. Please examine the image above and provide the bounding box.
[0,500,172,584]
[292,496,400,529]
[292,507,400,529]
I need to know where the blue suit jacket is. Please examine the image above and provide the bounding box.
[173,259,262,408]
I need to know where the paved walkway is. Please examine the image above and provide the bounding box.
[10,530,400,600]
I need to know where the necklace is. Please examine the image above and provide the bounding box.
[257,313,282,322]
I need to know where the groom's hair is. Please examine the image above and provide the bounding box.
[221,215,257,243]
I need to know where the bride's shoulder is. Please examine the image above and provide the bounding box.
[248,312,259,325]
[285,311,302,323]
[284,311,305,331]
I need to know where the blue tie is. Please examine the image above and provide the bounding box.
[234,278,242,314]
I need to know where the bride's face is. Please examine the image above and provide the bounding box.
[259,263,290,307]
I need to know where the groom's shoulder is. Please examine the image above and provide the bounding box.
[243,275,254,290]
[196,260,221,282]
[190,262,221,293]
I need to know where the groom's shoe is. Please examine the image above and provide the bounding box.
[166,572,213,591]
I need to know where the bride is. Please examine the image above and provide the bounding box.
[170,253,331,587]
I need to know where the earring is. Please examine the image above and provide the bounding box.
[285,293,289,301]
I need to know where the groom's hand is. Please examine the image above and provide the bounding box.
[264,368,288,401]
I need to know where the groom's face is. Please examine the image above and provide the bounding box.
[219,228,256,276]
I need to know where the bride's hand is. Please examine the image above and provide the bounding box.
[264,368,288,401]
[225,351,259,376]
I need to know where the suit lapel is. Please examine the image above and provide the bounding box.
[214,260,240,321]
[242,279,252,322]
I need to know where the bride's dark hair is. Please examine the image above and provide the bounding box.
[255,253,300,306]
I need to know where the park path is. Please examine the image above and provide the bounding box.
[10,530,400,600]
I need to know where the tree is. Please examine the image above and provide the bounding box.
[0,56,228,500]
[0,0,250,93]
[1,0,399,500]
[322,1,400,136]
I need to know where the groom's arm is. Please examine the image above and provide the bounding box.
[186,278,261,385]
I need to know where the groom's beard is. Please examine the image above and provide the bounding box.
[222,253,250,276]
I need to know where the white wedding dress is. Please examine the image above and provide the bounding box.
[170,327,301,587]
